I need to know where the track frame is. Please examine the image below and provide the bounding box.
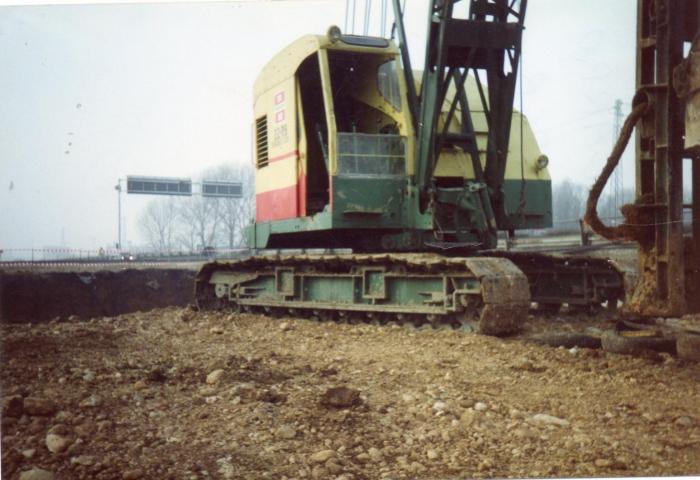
[196,253,530,334]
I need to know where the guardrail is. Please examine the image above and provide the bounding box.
[0,235,637,270]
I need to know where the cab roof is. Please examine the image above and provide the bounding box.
[253,33,399,98]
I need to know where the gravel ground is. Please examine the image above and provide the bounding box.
[2,307,700,479]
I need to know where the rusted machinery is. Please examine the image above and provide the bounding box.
[585,0,699,317]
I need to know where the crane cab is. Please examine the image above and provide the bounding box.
[247,30,551,251]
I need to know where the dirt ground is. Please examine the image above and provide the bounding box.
[2,307,700,480]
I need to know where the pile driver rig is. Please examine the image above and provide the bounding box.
[195,0,699,333]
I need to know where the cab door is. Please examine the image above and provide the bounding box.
[254,77,300,222]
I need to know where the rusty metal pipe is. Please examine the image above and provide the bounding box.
[584,95,650,240]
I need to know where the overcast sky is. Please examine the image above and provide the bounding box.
[0,0,637,255]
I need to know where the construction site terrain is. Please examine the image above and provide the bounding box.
[2,302,700,479]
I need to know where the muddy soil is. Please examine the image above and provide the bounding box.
[0,269,196,324]
[2,308,700,480]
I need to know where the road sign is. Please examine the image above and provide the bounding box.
[126,176,192,196]
[202,181,243,198]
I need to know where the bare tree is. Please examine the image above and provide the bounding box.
[177,196,221,252]
[552,179,588,231]
[597,186,635,225]
[203,163,255,249]
[138,197,179,252]
[136,162,254,252]
[551,179,635,232]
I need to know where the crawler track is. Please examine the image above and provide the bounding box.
[195,251,628,335]
[195,253,531,335]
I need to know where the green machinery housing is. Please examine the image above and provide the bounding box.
[246,0,550,252]
[197,0,625,335]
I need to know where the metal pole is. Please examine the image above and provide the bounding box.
[115,180,122,251]
[612,99,623,223]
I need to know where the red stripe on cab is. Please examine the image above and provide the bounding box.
[256,185,298,222]
[268,150,299,163]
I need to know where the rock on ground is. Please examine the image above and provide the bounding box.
[18,468,54,480]
[320,386,361,408]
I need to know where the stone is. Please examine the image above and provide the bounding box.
[65,439,82,456]
[368,447,383,462]
[320,387,361,408]
[531,413,570,427]
[19,468,55,480]
[311,465,326,479]
[460,409,477,427]
[21,449,36,459]
[70,455,95,466]
[216,456,235,479]
[310,449,336,463]
[79,394,102,408]
[432,401,447,413]
[356,453,370,463]
[3,394,24,417]
[514,427,538,440]
[257,389,288,403]
[279,322,291,331]
[276,425,297,440]
[46,433,70,453]
[325,459,342,474]
[23,397,56,416]
[426,449,439,460]
[209,326,224,334]
[594,458,612,468]
[474,402,487,411]
[82,370,96,382]
[206,369,225,385]
[122,469,144,479]
[675,416,693,428]
[54,411,74,423]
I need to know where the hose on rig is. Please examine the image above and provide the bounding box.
[584,94,650,241]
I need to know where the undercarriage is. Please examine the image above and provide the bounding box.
[195,250,626,336]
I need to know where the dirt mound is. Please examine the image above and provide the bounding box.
[2,308,700,479]
[0,269,195,323]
